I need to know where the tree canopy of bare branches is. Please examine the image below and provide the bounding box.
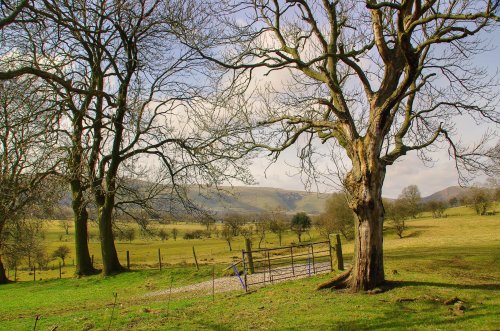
[178,0,500,291]
[0,76,62,283]
[0,0,253,276]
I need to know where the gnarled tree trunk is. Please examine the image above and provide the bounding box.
[349,172,385,291]
[319,141,386,291]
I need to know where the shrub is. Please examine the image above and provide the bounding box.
[183,230,205,240]
[115,227,135,242]
[291,212,311,242]
[52,245,71,266]
[158,229,169,241]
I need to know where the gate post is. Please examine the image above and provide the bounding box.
[335,234,344,271]
[312,244,317,273]
[267,251,273,283]
[328,237,334,272]
[241,249,248,291]
[245,238,254,274]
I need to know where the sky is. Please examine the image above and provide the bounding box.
[245,28,500,199]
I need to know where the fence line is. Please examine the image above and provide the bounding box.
[5,236,344,283]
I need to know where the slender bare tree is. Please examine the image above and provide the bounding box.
[0,77,61,284]
[316,193,354,240]
[180,0,500,291]
[398,185,422,218]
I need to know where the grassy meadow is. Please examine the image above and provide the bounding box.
[0,205,499,330]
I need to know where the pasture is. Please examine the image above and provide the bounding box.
[0,206,499,330]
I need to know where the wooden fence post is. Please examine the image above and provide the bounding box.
[328,236,334,272]
[335,234,344,271]
[241,250,248,291]
[14,264,17,282]
[267,251,272,283]
[245,238,254,274]
[33,266,36,281]
[158,248,162,271]
[192,246,199,271]
[212,266,215,302]
[290,246,295,276]
[91,255,94,268]
[59,262,62,279]
[126,251,130,270]
[311,244,316,273]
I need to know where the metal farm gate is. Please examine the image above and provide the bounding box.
[241,241,333,291]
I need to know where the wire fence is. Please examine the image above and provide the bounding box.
[5,236,344,284]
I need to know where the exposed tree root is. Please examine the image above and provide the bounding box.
[316,268,352,290]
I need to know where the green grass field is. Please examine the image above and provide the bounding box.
[0,205,499,330]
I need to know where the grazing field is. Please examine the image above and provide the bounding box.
[0,206,499,330]
[7,219,330,282]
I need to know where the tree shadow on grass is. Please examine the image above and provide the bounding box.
[329,311,492,331]
[385,280,500,291]
[402,230,424,238]
[195,321,232,331]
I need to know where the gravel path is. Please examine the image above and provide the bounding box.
[145,262,332,298]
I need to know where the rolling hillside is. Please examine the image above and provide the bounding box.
[186,186,330,215]
[420,186,472,203]
[57,183,485,217]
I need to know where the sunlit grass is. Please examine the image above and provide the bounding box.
[1,204,498,330]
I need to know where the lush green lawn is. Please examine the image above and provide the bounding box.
[0,207,499,330]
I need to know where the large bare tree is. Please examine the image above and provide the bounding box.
[1,0,252,276]
[182,0,500,291]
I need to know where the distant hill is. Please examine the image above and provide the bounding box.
[186,186,330,215]
[421,186,471,204]
[55,183,485,217]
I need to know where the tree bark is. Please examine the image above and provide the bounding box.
[0,220,8,284]
[98,195,124,275]
[72,183,97,276]
[350,191,385,291]
[70,110,98,276]
[0,254,9,284]
[319,145,386,292]
[348,161,386,291]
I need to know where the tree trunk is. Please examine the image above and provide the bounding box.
[70,108,98,276]
[0,221,8,284]
[71,182,98,276]
[318,156,386,292]
[98,196,124,275]
[0,254,9,284]
[350,194,385,291]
